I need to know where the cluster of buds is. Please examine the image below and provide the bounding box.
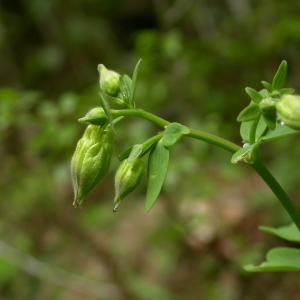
[71,63,146,210]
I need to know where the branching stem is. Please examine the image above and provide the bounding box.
[110,108,300,231]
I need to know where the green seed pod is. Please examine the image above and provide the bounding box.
[71,125,113,207]
[113,158,145,212]
[276,95,300,130]
[78,107,109,126]
[98,64,123,102]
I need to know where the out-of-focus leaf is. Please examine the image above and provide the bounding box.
[259,223,300,243]
[244,247,300,272]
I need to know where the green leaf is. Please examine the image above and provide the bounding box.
[240,117,267,143]
[261,123,299,143]
[127,144,143,163]
[123,75,132,93]
[237,103,261,122]
[245,87,263,104]
[261,81,273,93]
[262,113,276,130]
[244,247,300,272]
[272,60,287,90]
[131,59,142,105]
[259,223,300,243]
[118,145,133,161]
[162,122,190,147]
[259,89,269,98]
[99,92,116,135]
[231,140,260,164]
[119,76,131,104]
[146,139,169,212]
[280,88,295,95]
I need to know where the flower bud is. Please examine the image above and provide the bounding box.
[113,158,145,212]
[78,107,109,126]
[71,125,113,207]
[98,64,123,103]
[276,95,300,130]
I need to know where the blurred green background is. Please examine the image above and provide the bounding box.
[1,1,300,299]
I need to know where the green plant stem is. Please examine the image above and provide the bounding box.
[110,108,300,230]
[251,161,300,231]
[250,119,259,144]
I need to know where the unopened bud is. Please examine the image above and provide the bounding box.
[71,125,113,207]
[98,64,123,103]
[276,95,300,130]
[113,158,145,212]
[78,107,109,126]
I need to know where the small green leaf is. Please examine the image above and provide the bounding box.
[123,75,132,92]
[272,60,287,90]
[131,59,142,104]
[162,122,190,147]
[237,104,261,122]
[259,223,300,243]
[231,140,260,164]
[280,88,295,95]
[259,89,269,98]
[240,117,267,143]
[146,139,169,212]
[262,113,276,130]
[99,92,116,135]
[118,145,133,161]
[119,76,131,104]
[261,123,299,143]
[245,87,263,104]
[261,81,273,93]
[128,144,143,163]
[244,247,300,272]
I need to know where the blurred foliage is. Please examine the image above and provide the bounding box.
[1,0,300,299]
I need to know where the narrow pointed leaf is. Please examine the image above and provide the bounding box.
[131,59,142,104]
[146,139,169,212]
[244,247,300,272]
[128,144,143,163]
[99,92,116,135]
[261,81,273,92]
[162,122,190,147]
[119,76,130,104]
[237,104,261,122]
[272,60,287,90]
[259,223,300,243]
[245,87,263,104]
